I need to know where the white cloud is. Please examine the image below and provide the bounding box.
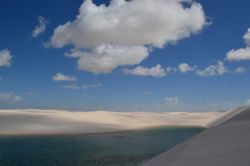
[243,28,250,47]
[123,62,241,78]
[124,64,167,77]
[165,97,182,106]
[166,66,178,74]
[0,49,12,67]
[0,92,22,103]
[82,82,101,90]
[50,0,207,73]
[195,61,229,77]
[156,96,184,111]
[63,83,80,90]
[66,45,149,74]
[226,28,250,61]
[177,62,244,76]
[53,73,76,81]
[226,47,250,61]
[178,63,196,73]
[31,16,48,38]
[234,66,246,73]
[63,82,101,90]
[51,0,206,48]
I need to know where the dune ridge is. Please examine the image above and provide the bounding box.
[0,109,230,136]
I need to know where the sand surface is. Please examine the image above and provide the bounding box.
[143,107,250,166]
[0,109,227,136]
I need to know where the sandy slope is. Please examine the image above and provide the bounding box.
[143,107,249,166]
[0,109,228,136]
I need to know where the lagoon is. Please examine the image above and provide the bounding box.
[0,127,203,166]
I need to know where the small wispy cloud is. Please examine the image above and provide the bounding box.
[82,82,101,90]
[178,63,196,73]
[195,61,229,77]
[31,16,48,39]
[0,92,22,103]
[123,61,247,78]
[53,73,76,82]
[164,97,182,106]
[124,64,167,77]
[156,97,184,112]
[178,61,248,76]
[234,66,246,73]
[63,82,101,90]
[63,83,80,90]
[0,49,12,67]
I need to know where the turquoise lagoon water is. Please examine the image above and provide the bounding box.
[0,127,203,166]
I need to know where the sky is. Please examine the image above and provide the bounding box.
[0,0,250,112]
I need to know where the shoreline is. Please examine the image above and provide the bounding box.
[0,125,205,137]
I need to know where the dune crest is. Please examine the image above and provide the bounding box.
[0,109,229,136]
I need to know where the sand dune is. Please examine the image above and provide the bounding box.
[143,107,249,166]
[0,109,230,136]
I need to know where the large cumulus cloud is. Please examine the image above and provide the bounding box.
[50,0,207,74]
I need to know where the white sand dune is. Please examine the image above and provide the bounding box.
[143,107,250,166]
[0,109,230,136]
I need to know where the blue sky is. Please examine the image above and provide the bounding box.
[0,0,250,111]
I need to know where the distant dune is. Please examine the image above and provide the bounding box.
[0,109,234,136]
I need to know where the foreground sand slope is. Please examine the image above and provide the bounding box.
[0,109,226,135]
[143,107,250,166]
